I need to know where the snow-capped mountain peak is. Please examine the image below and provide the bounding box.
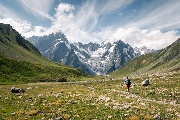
[28,32,138,75]
[133,46,158,57]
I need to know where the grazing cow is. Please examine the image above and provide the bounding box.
[11,87,25,93]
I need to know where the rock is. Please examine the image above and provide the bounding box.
[11,87,25,93]
[11,112,16,116]
[142,79,150,86]
[18,95,23,98]
[28,97,33,102]
[41,117,45,120]
[153,113,161,120]
[27,87,32,90]
[16,93,21,96]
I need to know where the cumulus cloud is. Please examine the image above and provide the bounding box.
[50,3,99,43]
[55,3,75,14]
[0,18,32,34]
[0,18,51,38]
[49,0,134,43]
[24,26,50,37]
[105,27,179,50]
[135,30,178,49]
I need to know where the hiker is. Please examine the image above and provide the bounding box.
[124,77,131,92]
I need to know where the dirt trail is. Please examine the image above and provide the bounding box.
[118,90,180,107]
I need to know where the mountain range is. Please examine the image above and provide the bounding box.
[29,32,141,75]
[28,32,159,75]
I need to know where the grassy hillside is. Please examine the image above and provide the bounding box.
[0,23,89,84]
[111,38,180,78]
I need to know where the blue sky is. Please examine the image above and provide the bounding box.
[0,0,180,49]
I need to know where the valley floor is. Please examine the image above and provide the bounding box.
[0,73,179,120]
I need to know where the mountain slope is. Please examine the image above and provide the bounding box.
[0,23,88,84]
[0,24,41,61]
[111,38,180,77]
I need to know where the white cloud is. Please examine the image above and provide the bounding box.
[18,0,53,13]
[0,18,50,38]
[1,17,178,50]
[75,0,133,31]
[55,3,75,14]
[125,0,180,31]
[0,3,23,22]
[24,26,50,38]
[76,1,98,31]
[50,3,100,43]
[105,27,179,50]
[49,0,134,43]
[92,26,115,42]
[17,0,54,20]
[135,30,179,49]
[0,18,32,34]
[35,10,53,20]
[100,0,133,14]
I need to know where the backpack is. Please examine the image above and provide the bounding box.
[125,79,131,85]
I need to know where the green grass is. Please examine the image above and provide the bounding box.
[0,54,89,84]
[0,72,179,119]
[110,53,155,78]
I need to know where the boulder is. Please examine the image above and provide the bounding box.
[142,79,150,86]
[153,113,161,120]
[11,87,25,93]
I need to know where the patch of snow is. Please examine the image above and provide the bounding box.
[56,38,62,41]
[54,41,60,48]
[140,50,145,55]
[123,48,128,53]
[91,48,106,58]
[109,45,115,53]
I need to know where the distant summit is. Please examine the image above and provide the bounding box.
[133,46,160,57]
